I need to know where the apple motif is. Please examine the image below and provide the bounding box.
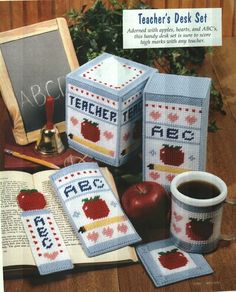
[160,144,184,166]
[82,196,110,220]
[186,217,214,241]
[17,189,46,211]
[121,181,170,228]
[158,249,188,270]
[81,118,100,142]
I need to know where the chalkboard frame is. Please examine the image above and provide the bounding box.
[0,18,78,145]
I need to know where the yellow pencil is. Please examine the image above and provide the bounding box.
[68,133,114,157]
[78,215,127,233]
[4,149,60,170]
[148,163,189,174]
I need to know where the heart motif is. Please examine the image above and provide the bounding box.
[117,223,128,234]
[87,231,99,243]
[102,227,114,238]
[70,116,79,126]
[173,211,183,222]
[166,174,175,182]
[185,115,197,125]
[150,111,161,121]
[173,223,181,234]
[123,132,130,141]
[103,130,114,140]
[149,171,160,180]
[44,251,59,261]
[168,113,179,122]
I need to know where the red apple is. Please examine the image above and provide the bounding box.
[121,181,170,228]
[17,189,46,211]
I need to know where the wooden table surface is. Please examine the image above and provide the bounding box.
[1,37,236,291]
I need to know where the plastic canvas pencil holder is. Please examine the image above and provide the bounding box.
[143,73,211,190]
[66,53,156,167]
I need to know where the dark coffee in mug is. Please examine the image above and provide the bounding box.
[177,180,221,200]
[171,171,228,253]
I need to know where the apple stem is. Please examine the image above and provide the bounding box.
[135,185,146,195]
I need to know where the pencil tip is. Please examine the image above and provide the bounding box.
[53,166,60,170]
[4,149,11,154]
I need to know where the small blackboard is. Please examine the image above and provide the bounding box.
[0,18,78,145]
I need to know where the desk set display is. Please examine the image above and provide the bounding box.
[1,23,221,286]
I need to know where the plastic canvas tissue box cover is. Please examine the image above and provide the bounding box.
[66,53,156,166]
[143,73,211,190]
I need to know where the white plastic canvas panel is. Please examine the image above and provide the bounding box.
[143,73,211,190]
[66,53,156,166]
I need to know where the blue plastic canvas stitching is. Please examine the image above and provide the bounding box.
[143,73,211,190]
[20,209,73,275]
[136,238,213,287]
[50,162,141,257]
[66,53,156,166]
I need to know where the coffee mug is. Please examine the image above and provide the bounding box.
[170,171,235,253]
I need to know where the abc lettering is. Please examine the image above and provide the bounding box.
[33,216,53,249]
[63,178,106,198]
[151,125,194,141]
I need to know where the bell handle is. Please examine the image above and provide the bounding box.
[45,96,54,130]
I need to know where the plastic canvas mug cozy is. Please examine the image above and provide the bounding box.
[170,171,236,253]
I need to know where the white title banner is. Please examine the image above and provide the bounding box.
[123,8,222,48]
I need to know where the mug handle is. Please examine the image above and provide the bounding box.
[220,198,236,241]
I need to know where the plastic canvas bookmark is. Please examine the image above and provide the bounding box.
[17,189,74,275]
[49,162,142,257]
[136,238,213,287]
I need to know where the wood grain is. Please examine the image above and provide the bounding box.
[234,0,236,36]
[0,2,11,32]
[2,36,236,291]
[38,0,55,22]
[166,0,180,8]
[180,0,193,8]
[193,0,207,8]
[150,0,166,8]
[0,0,234,36]
[222,0,235,36]
[207,0,221,8]
[0,18,58,44]
[24,1,39,26]
[0,96,7,170]
[0,18,77,145]
[10,1,25,29]
[57,17,79,69]
[0,50,27,145]
[55,0,70,18]
[0,18,60,145]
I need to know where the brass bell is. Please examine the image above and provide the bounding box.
[35,96,65,156]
